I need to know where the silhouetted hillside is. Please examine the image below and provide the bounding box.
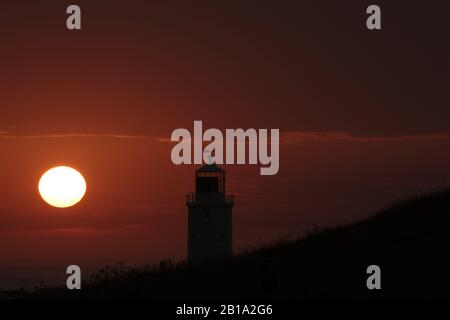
[23,190,450,299]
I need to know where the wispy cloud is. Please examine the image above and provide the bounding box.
[2,130,450,145]
[281,131,450,145]
[0,225,148,236]
[0,131,161,141]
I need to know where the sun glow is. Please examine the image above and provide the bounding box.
[38,166,87,208]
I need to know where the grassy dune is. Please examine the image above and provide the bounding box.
[21,190,450,299]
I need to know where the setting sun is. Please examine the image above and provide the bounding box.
[38,166,87,208]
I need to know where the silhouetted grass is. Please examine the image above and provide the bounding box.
[21,190,450,299]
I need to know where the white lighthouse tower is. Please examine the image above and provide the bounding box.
[186,163,234,262]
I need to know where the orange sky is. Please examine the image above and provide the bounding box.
[1,0,450,289]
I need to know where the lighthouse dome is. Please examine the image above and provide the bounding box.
[196,163,224,172]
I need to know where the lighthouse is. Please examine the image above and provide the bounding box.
[186,163,234,262]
